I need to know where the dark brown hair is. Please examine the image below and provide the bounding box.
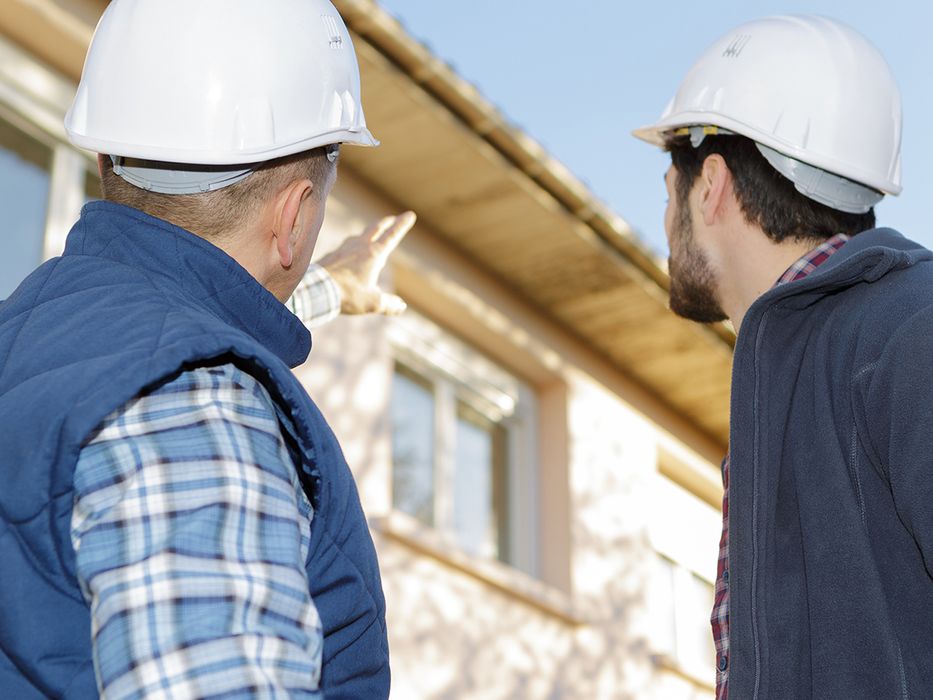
[665,134,875,244]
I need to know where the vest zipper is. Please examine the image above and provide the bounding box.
[751,310,770,700]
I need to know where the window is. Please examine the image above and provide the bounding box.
[388,309,537,574]
[391,364,436,526]
[0,35,99,299]
[453,400,509,560]
[648,448,722,681]
[651,554,716,679]
[0,115,52,299]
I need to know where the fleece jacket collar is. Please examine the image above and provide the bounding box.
[741,228,933,333]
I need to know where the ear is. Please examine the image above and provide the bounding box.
[697,154,733,226]
[272,179,314,269]
[97,153,105,179]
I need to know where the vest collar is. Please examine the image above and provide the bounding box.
[65,200,312,368]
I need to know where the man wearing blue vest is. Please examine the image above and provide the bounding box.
[635,15,933,699]
[0,0,405,697]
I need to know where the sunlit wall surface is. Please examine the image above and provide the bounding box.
[304,174,723,699]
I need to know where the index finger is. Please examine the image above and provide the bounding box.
[374,211,417,255]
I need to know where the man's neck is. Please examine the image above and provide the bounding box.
[722,236,821,334]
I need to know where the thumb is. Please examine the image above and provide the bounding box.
[376,293,407,316]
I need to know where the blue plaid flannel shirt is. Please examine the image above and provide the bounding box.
[71,363,323,699]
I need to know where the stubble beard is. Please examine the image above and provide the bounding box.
[667,200,728,324]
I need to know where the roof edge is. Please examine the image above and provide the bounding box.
[333,0,735,350]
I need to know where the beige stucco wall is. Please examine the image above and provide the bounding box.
[304,172,722,699]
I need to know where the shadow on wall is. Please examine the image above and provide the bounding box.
[375,475,663,698]
[292,297,708,698]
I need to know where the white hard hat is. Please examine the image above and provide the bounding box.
[633,15,902,213]
[65,0,377,193]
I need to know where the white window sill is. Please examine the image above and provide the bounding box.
[371,511,586,626]
[651,653,716,692]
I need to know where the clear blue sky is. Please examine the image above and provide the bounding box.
[376,1,930,256]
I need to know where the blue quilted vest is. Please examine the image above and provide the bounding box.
[0,201,389,698]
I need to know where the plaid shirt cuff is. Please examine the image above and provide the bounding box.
[287,263,342,329]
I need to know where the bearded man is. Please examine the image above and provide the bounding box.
[636,15,933,699]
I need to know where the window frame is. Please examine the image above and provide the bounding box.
[388,307,539,577]
[647,445,722,685]
[652,553,716,680]
[0,34,97,268]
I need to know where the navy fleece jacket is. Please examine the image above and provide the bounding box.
[727,227,933,698]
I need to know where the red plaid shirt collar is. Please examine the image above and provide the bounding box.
[775,234,851,286]
[712,233,850,700]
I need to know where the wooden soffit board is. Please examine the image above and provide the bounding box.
[335,0,734,448]
[0,0,106,82]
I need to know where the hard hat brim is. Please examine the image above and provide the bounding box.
[66,125,379,166]
[632,112,901,197]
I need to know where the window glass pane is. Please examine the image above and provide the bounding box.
[454,406,494,557]
[680,572,715,672]
[391,364,435,525]
[0,117,51,299]
[454,402,508,561]
[652,554,715,674]
[650,556,678,656]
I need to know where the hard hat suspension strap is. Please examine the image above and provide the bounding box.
[111,156,255,195]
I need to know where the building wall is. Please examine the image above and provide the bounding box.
[310,174,722,698]
[0,15,724,699]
